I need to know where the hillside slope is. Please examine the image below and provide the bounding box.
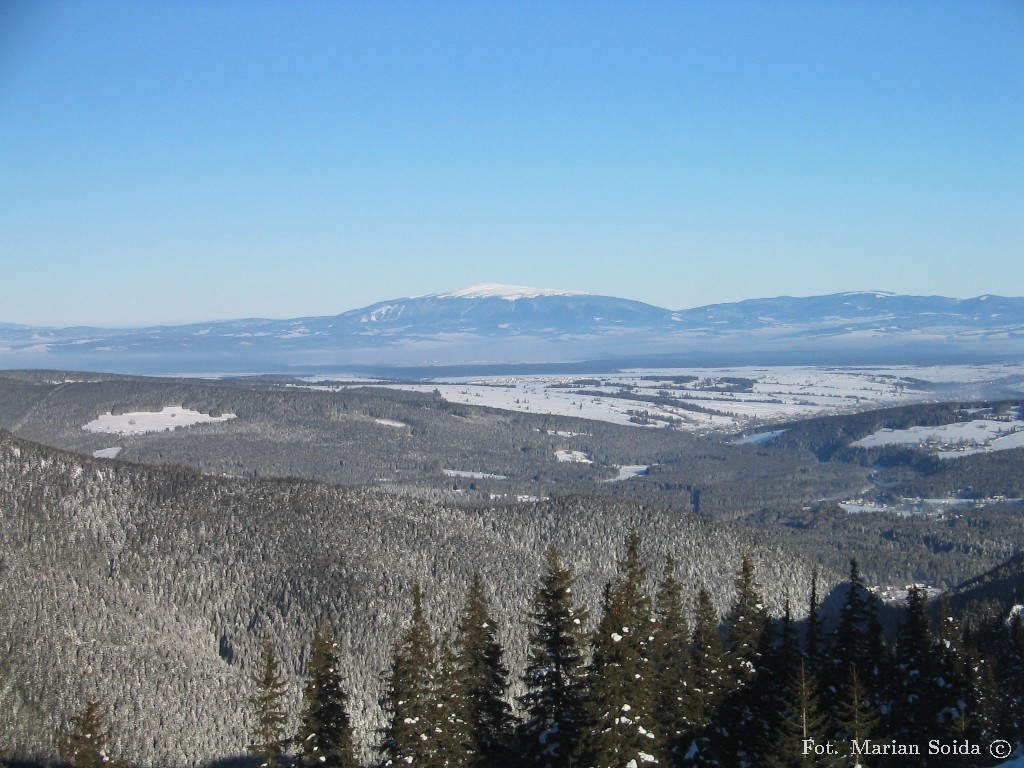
[0,430,829,766]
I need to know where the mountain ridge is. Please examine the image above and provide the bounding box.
[2,287,1022,373]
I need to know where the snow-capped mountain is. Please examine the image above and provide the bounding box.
[343,284,676,338]
[1,286,1022,374]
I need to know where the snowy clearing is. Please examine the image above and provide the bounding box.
[839,496,1023,520]
[374,418,408,428]
[605,465,650,482]
[852,407,1024,458]
[83,406,236,435]
[840,497,975,518]
[92,447,123,459]
[443,469,508,480]
[555,450,592,463]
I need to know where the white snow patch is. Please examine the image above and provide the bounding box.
[375,418,408,428]
[852,416,1024,458]
[605,465,649,482]
[555,450,592,464]
[432,283,590,300]
[443,469,508,480]
[82,406,236,435]
[92,447,123,459]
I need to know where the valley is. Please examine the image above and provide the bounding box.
[1,363,1022,589]
[1,363,1022,765]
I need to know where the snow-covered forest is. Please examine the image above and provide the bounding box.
[1,370,1022,766]
[12,524,1024,768]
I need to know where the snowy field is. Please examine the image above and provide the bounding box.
[840,497,976,517]
[82,406,236,436]
[308,364,1024,435]
[443,469,508,480]
[555,449,593,463]
[852,406,1024,458]
[605,465,650,482]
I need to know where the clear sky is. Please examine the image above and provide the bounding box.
[1,0,1022,327]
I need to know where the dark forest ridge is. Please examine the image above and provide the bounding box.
[1,288,1022,374]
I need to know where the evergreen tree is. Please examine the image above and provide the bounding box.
[973,606,1024,748]
[823,561,887,719]
[379,583,441,768]
[967,651,1006,748]
[518,547,589,768]
[934,595,974,743]
[750,602,803,768]
[804,570,828,682]
[686,588,727,766]
[449,573,516,768]
[577,531,659,768]
[59,701,128,768]
[1004,609,1024,741]
[765,663,836,768]
[723,554,768,686]
[887,586,943,755]
[713,554,770,765]
[250,638,289,768]
[434,638,474,768]
[650,557,692,767]
[833,665,878,766]
[296,625,358,768]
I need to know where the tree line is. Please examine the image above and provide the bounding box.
[40,535,1024,768]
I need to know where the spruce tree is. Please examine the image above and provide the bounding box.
[967,651,1006,748]
[934,595,973,742]
[765,663,836,768]
[577,531,659,767]
[833,665,878,766]
[250,638,289,768]
[750,602,802,768]
[823,560,887,719]
[518,546,589,768]
[1004,609,1024,741]
[59,701,128,768]
[714,554,770,765]
[887,586,943,752]
[296,625,358,768]
[434,637,474,767]
[804,569,828,683]
[687,588,727,766]
[650,557,692,766]
[379,582,442,768]
[724,554,769,686]
[450,573,516,768]
[973,607,1024,748]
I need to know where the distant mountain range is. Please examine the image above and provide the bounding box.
[3,285,1023,374]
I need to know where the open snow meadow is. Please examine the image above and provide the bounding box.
[852,405,1024,458]
[82,405,237,436]
[303,363,1024,436]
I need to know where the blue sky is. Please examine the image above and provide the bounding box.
[1,0,1022,327]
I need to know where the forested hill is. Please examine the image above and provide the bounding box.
[952,551,1024,626]
[0,430,828,766]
